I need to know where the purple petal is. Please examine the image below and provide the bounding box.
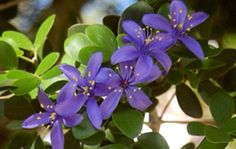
[134,55,153,80]
[59,64,85,84]
[179,35,205,59]
[132,64,161,84]
[122,20,145,46]
[111,46,139,64]
[57,82,76,103]
[85,52,103,80]
[125,87,152,111]
[63,113,83,127]
[22,112,51,129]
[100,89,123,119]
[38,88,54,112]
[54,94,87,116]
[95,67,119,83]
[94,83,112,96]
[86,97,102,130]
[51,120,64,149]
[151,50,172,73]
[183,12,209,32]
[142,14,172,32]
[122,35,133,44]
[149,33,174,51]
[119,61,136,79]
[170,0,187,25]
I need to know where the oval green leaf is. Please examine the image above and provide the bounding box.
[112,105,143,139]
[176,83,203,118]
[187,122,205,136]
[0,41,18,69]
[35,52,60,75]
[204,125,232,143]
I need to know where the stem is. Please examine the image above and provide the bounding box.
[159,91,176,120]
[0,93,15,100]
[162,119,215,124]
[19,55,35,64]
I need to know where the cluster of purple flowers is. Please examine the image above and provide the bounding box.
[22,0,208,149]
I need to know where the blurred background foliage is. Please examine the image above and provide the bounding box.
[1,0,236,148]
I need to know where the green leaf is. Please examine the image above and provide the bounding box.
[198,80,222,105]
[61,53,76,65]
[222,117,236,134]
[180,142,195,149]
[4,96,41,120]
[64,131,81,149]
[176,83,202,118]
[186,71,200,88]
[187,122,205,136]
[80,131,105,145]
[158,3,170,18]
[137,132,169,149]
[7,70,41,95]
[222,32,236,49]
[186,59,225,70]
[2,31,34,51]
[86,24,117,62]
[210,92,234,126]
[166,69,184,85]
[78,46,101,64]
[41,65,61,80]
[119,1,153,33]
[34,15,55,51]
[64,33,94,62]
[35,52,60,75]
[6,132,35,149]
[68,24,88,36]
[30,136,45,149]
[0,41,18,69]
[197,138,227,149]
[204,125,232,143]
[223,67,236,92]
[112,105,143,139]
[99,144,130,149]
[0,37,24,56]
[72,113,98,140]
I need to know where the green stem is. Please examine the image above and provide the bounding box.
[19,55,35,64]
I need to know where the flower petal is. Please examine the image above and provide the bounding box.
[54,94,87,116]
[151,50,172,73]
[59,64,85,86]
[170,0,187,25]
[125,87,152,111]
[57,82,76,103]
[149,33,174,51]
[134,55,153,80]
[142,14,172,32]
[94,83,112,96]
[122,20,145,46]
[51,120,64,149]
[85,52,103,80]
[38,88,54,112]
[132,64,161,84]
[95,67,119,83]
[100,89,123,119]
[86,97,102,130]
[179,35,205,59]
[63,113,83,127]
[183,12,209,32]
[111,46,139,64]
[22,112,51,129]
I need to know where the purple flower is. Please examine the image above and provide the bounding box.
[22,88,84,149]
[111,20,172,78]
[59,52,106,130]
[98,62,161,119]
[142,0,209,59]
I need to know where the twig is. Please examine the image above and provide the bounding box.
[0,0,25,11]
[0,93,15,100]
[159,91,176,120]
[19,55,35,64]
[162,119,215,124]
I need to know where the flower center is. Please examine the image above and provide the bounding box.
[121,80,129,89]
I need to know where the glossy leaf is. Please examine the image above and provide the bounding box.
[210,92,234,126]
[176,83,202,118]
[112,105,143,139]
[167,69,184,85]
[86,24,117,62]
[187,122,205,136]
[99,144,130,149]
[0,37,24,56]
[198,138,227,149]
[180,142,195,149]
[78,46,100,65]
[64,131,81,149]
[68,24,88,36]
[222,117,236,134]
[186,59,225,70]
[41,66,61,80]
[34,15,55,51]
[137,132,169,149]
[35,52,60,75]
[2,31,34,51]
[204,125,232,143]
[223,67,236,92]
[6,132,35,149]
[0,41,18,69]
[72,113,98,140]
[80,131,105,145]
